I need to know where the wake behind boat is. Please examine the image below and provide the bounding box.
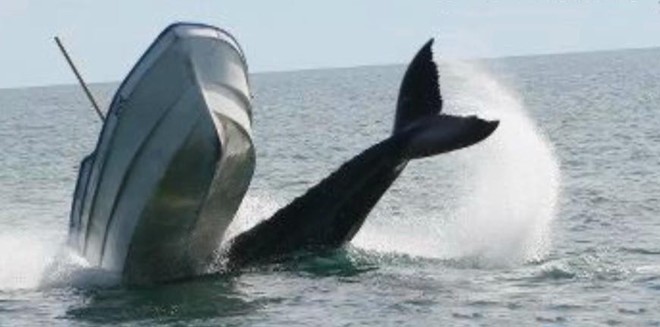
[68,23,255,284]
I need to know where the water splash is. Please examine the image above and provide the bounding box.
[444,62,561,265]
[0,232,55,290]
[0,232,119,291]
[204,193,281,273]
[354,61,561,266]
[223,193,281,242]
[39,247,120,290]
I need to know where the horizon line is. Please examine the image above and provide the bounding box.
[2,44,658,91]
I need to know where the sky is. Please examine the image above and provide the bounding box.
[1,1,659,88]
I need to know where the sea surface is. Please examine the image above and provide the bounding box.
[1,47,659,326]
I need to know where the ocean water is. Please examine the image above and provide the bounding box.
[1,47,659,326]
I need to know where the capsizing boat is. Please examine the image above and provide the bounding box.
[67,23,255,284]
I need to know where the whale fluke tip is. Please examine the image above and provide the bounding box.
[394,39,442,133]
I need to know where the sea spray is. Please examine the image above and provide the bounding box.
[203,193,281,273]
[353,61,561,266]
[0,231,119,290]
[0,233,54,290]
[444,62,560,265]
[223,193,281,242]
[38,247,120,289]
[0,226,119,290]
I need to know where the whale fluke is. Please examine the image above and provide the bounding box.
[224,40,499,268]
[393,38,498,159]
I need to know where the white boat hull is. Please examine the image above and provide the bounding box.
[68,23,254,283]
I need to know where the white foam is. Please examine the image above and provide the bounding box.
[38,247,120,290]
[0,231,121,291]
[0,233,55,290]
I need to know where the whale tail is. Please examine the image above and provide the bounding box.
[224,40,498,268]
[394,38,498,159]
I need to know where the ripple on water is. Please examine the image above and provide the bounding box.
[617,307,647,315]
[451,311,484,320]
[620,247,660,256]
[536,315,567,323]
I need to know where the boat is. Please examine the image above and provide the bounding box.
[67,23,255,284]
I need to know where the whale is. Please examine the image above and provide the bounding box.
[223,39,499,267]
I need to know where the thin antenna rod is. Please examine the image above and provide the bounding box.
[54,36,104,121]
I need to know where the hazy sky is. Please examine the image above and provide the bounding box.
[1,1,659,88]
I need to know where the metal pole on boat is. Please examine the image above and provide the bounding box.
[54,36,105,121]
